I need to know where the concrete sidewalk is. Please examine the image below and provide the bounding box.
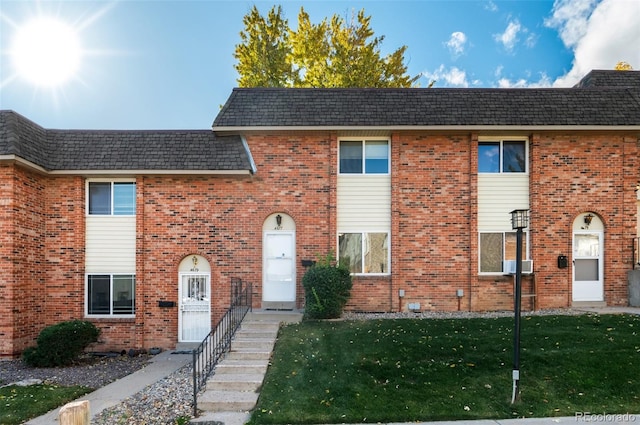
[25,349,192,425]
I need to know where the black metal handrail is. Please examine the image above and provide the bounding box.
[634,237,640,270]
[192,277,252,417]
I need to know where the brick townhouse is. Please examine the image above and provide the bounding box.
[1,69,639,357]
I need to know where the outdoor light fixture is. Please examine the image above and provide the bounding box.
[510,209,529,229]
[510,208,529,404]
[276,214,282,227]
[584,213,594,226]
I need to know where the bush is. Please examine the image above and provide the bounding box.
[302,254,352,320]
[23,320,100,367]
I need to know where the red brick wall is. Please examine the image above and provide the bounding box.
[389,133,473,312]
[44,176,85,323]
[0,165,48,357]
[530,132,639,308]
[1,130,637,357]
[132,134,335,349]
[0,164,17,357]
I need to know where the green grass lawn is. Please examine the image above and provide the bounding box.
[0,384,92,425]
[249,314,640,424]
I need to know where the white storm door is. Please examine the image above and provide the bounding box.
[572,233,604,302]
[263,232,296,302]
[179,273,211,342]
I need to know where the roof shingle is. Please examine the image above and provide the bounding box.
[0,111,254,173]
[213,70,640,129]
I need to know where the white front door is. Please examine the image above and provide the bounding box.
[179,273,211,342]
[572,232,603,302]
[263,232,296,305]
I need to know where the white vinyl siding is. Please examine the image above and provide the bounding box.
[477,174,528,231]
[337,174,391,232]
[86,216,136,273]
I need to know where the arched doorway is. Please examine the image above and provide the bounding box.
[572,212,604,303]
[263,213,296,309]
[178,255,211,342]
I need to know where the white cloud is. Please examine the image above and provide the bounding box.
[484,1,498,12]
[497,73,553,88]
[422,65,470,87]
[524,32,538,48]
[494,20,522,52]
[445,32,467,58]
[547,0,640,87]
[544,0,599,48]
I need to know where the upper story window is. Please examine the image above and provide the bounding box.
[478,140,526,173]
[88,181,136,215]
[340,140,389,174]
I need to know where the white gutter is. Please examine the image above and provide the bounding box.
[0,155,253,176]
[213,125,640,133]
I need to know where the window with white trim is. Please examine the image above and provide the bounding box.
[478,140,526,173]
[339,140,389,174]
[87,274,135,316]
[479,232,528,273]
[88,181,136,215]
[339,232,389,274]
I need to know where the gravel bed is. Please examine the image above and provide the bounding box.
[92,363,194,425]
[0,352,193,425]
[343,308,587,321]
[0,353,151,389]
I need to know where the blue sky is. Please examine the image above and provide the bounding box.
[1,0,638,130]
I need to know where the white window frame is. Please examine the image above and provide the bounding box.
[85,273,136,317]
[338,231,390,276]
[86,179,136,216]
[338,139,390,175]
[478,231,529,275]
[478,138,528,174]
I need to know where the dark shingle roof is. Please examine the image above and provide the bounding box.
[213,70,640,129]
[0,111,254,173]
[574,69,640,88]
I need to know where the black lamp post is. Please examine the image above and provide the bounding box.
[510,208,529,404]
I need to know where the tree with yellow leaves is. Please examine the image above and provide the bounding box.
[234,6,419,88]
[615,61,633,70]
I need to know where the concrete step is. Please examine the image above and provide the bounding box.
[227,349,271,360]
[234,329,279,339]
[245,310,303,323]
[239,322,281,333]
[197,390,259,412]
[193,311,302,418]
[220,358,270,366]
[207,373,264,392]
[189,411,250,425]
[215,362,268,375]
[231,338,274,351]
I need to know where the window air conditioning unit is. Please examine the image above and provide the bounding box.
[503,260,533,274]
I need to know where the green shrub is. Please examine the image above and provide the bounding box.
[23,320,100,367]
[302,254,352,320]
